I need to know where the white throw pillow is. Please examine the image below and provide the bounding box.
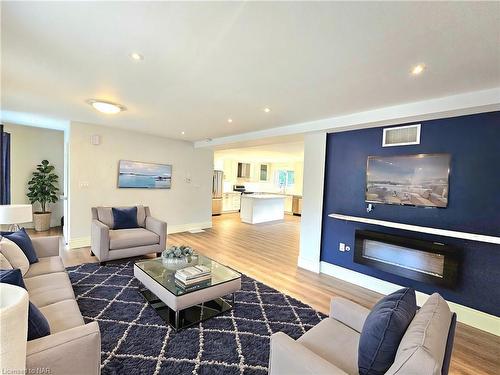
[0,252,13,269]
[0,238,29,276]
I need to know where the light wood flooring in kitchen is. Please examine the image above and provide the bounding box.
[29,214,500,375]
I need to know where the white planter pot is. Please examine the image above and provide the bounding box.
[33,212,51,232]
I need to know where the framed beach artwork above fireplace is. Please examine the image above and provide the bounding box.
[118,160,172,189]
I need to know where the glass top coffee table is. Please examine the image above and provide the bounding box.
[134,254,241,331]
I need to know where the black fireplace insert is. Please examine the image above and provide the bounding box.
[354,230,459,288]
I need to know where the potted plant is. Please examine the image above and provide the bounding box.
[27,160,59,231]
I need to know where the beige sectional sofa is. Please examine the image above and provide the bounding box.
[12,236,100,375]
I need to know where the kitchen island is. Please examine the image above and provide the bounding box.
[240,194,286,224]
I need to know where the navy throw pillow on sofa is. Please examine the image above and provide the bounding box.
[2,228,38,264]
[0,268,25,285]
[112,207,138,230]
[0,269,51,341]
[358,287,416,375]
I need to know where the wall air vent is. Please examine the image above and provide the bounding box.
[382,124,421,147]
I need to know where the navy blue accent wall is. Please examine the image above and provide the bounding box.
[321,111,500,316]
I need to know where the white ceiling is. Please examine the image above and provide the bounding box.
[215,141,304,163]
[2,2,499,142]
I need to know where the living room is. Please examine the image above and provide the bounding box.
[1,2,499,375]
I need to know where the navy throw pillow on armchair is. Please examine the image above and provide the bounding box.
[358,287,417,375]
[112,207,138,230]
[0,269,50,341]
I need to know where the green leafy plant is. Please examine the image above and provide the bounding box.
[27,160,59,213]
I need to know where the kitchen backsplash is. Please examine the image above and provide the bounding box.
[223,181,301,195]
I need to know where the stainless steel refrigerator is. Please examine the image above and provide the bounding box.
[212,170,223,215]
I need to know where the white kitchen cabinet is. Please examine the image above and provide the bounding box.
[223,160,237,181]
[231,194,241,211]
[222,193,231,212]
[237,163,251,179]
[222,193,241,212]
[259,164,269,181]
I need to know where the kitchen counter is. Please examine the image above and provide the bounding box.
[223,190,301,197]
[240,194,285,224]
[255,192,301,198]
[243,194,286,199]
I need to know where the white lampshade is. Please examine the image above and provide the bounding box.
[0,204,33,225]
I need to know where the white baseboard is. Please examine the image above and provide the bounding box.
[320,261,500,336]
[15,222,61,230]
[69,236,91,249]
[298,257,321,273]
[68,221,213,250]
[167,221,212,234]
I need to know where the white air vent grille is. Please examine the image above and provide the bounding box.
[383,124,421,147]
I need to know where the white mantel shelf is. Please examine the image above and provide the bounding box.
[329,213,500,245]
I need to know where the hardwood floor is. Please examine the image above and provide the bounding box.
[30,214,500,375]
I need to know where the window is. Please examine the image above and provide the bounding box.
[276,170,295,188]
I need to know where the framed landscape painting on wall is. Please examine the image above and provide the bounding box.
[118,160,172,189]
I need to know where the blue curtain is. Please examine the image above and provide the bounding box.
[1,130,10,204]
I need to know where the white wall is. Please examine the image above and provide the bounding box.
[298,132,326,272]
[68,121,213,248]
[4,123,64,228]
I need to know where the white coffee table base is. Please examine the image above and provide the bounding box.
[134,265,241,331]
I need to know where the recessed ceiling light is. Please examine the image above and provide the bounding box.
[181,131,185,135]
[411,63,426,75]
[227,118,233,123]
[263,107,271,113]
[87,99,126,114]
[130,52,144,61]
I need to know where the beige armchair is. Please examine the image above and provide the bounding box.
[269,294,456,375]
[91,206,167,265]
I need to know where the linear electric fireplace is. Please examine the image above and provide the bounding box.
[354,230,459,288]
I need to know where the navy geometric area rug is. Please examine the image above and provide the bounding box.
[67,261,326,375]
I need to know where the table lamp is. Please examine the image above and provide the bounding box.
[0,204,33,231]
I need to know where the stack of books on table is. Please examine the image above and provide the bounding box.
[175,265,212,287]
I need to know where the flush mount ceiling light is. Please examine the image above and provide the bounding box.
[87,99,126,114]
[411,63,426,75]
[263,107,271,113]
[227,118,233,123]
[130,52,144,61]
